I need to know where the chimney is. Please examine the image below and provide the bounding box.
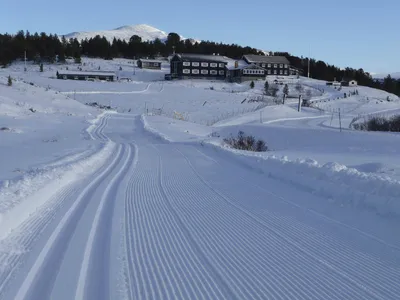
[234,61,239,68]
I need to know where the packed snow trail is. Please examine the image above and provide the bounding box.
[0,114,399,300]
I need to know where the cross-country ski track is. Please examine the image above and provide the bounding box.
[0,113,399,300]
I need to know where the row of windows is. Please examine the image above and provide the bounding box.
[182,62,225,68]
[266,70,288,75]
[183,69,224,75]
[256,63,288,68]
[243,69,265,75]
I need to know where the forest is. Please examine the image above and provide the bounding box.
[1,30,399,96]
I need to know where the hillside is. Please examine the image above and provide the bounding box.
[63,24,186,42]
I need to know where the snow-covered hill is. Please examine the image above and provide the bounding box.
[63,24,186,42]
[372,72,400,79]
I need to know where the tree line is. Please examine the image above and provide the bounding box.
[1,30,399,96]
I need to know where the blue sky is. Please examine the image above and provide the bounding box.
[3,0,399,74]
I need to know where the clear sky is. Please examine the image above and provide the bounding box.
[2,0,399,74]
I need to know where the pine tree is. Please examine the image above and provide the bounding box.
[40,63,43,72]
[7,75,12,86]
[250,81,255,89]
[74,56,81,64]
[283,84,289,95]
[264,81,269,95]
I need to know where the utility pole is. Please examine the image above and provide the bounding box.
[298,95,302,112]
[307,45,311,78]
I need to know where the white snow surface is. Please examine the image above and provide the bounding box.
[0,58,400,300]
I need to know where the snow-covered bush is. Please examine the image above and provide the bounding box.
[224,131,268,152]
[352,115,400,132]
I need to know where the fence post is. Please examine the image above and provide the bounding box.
[339,108,342,132]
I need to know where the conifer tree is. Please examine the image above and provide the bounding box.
[283,84,289,95]
[264,81,269,95]
[250,81,255,89]
[7,75,12,86]
[40,63,43,72]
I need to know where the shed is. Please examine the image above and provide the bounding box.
[56,71,115,81]
[137,59,162,70]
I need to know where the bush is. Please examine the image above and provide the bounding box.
[352,115,400,132]
[250,81,255,89]
[7,75,12,86]
[224,131,268,152]
[269,85,279,97]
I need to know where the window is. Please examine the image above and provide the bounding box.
[201,70,209,75]
[274,70,277,75]
[210,70,218,75]
[268,64,271,68]
[192,62,199,67]
[268,70,271,75]
[284,70,288,75]
[183,69,190,74]
[201,62,209,67]
[284,64,288,68]
[210,63,218,68]
[280,70,283,75]
[262,64,266,68]
[192,69,199,74]
[219,70,224,75]
[280,64,283,68]
[183,62,190,66]
[219,63,225,68]
[274,64,277,68]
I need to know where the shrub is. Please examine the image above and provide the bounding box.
[250,81,255,89]
[224,131,268,152]
[7,75,12,86]
[352,115,400,132]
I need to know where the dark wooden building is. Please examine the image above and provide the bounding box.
[56,71,115,81]
[169,54,227,79]
[242,55,291,76]
[225,60,266,83]
[137,59,162,70]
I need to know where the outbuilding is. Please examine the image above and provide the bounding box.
[341,79,358,87]
[56,71,115,81]
[137,59,162,70]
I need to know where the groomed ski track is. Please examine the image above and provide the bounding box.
[0,113,399,300]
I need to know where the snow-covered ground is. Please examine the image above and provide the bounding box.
[0,58,400,299]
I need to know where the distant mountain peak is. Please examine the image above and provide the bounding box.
[63,24,183,43]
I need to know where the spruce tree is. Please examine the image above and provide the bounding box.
[283,84,289,95]
[264,81,269,95]
[40,63,43,72]
[250,81,255,89]
[7,75,12,86]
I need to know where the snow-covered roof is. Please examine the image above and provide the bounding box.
[173,53,229,63]
[138,59,162,63]
[57,70,116,76]
[243,54,290,65]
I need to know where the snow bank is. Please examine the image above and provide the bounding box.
[0,141,116,240]
[211,143,400,218]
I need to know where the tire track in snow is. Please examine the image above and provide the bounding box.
[75,143,134,300]
[176,146,398,300]
[13,145,125,300]
[123,145,232,300]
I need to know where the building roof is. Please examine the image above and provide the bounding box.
[243,54,290,65]
[225,59,265,71]
[173,53,229,63]
[138,59,162,63]
[57,70,116,76]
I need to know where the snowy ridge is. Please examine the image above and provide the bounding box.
[373,72,400,79]
[63,24,186,42]
[213,143,400,218]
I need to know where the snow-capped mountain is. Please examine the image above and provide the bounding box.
[63,24,186,42]
[372,72,400,79]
